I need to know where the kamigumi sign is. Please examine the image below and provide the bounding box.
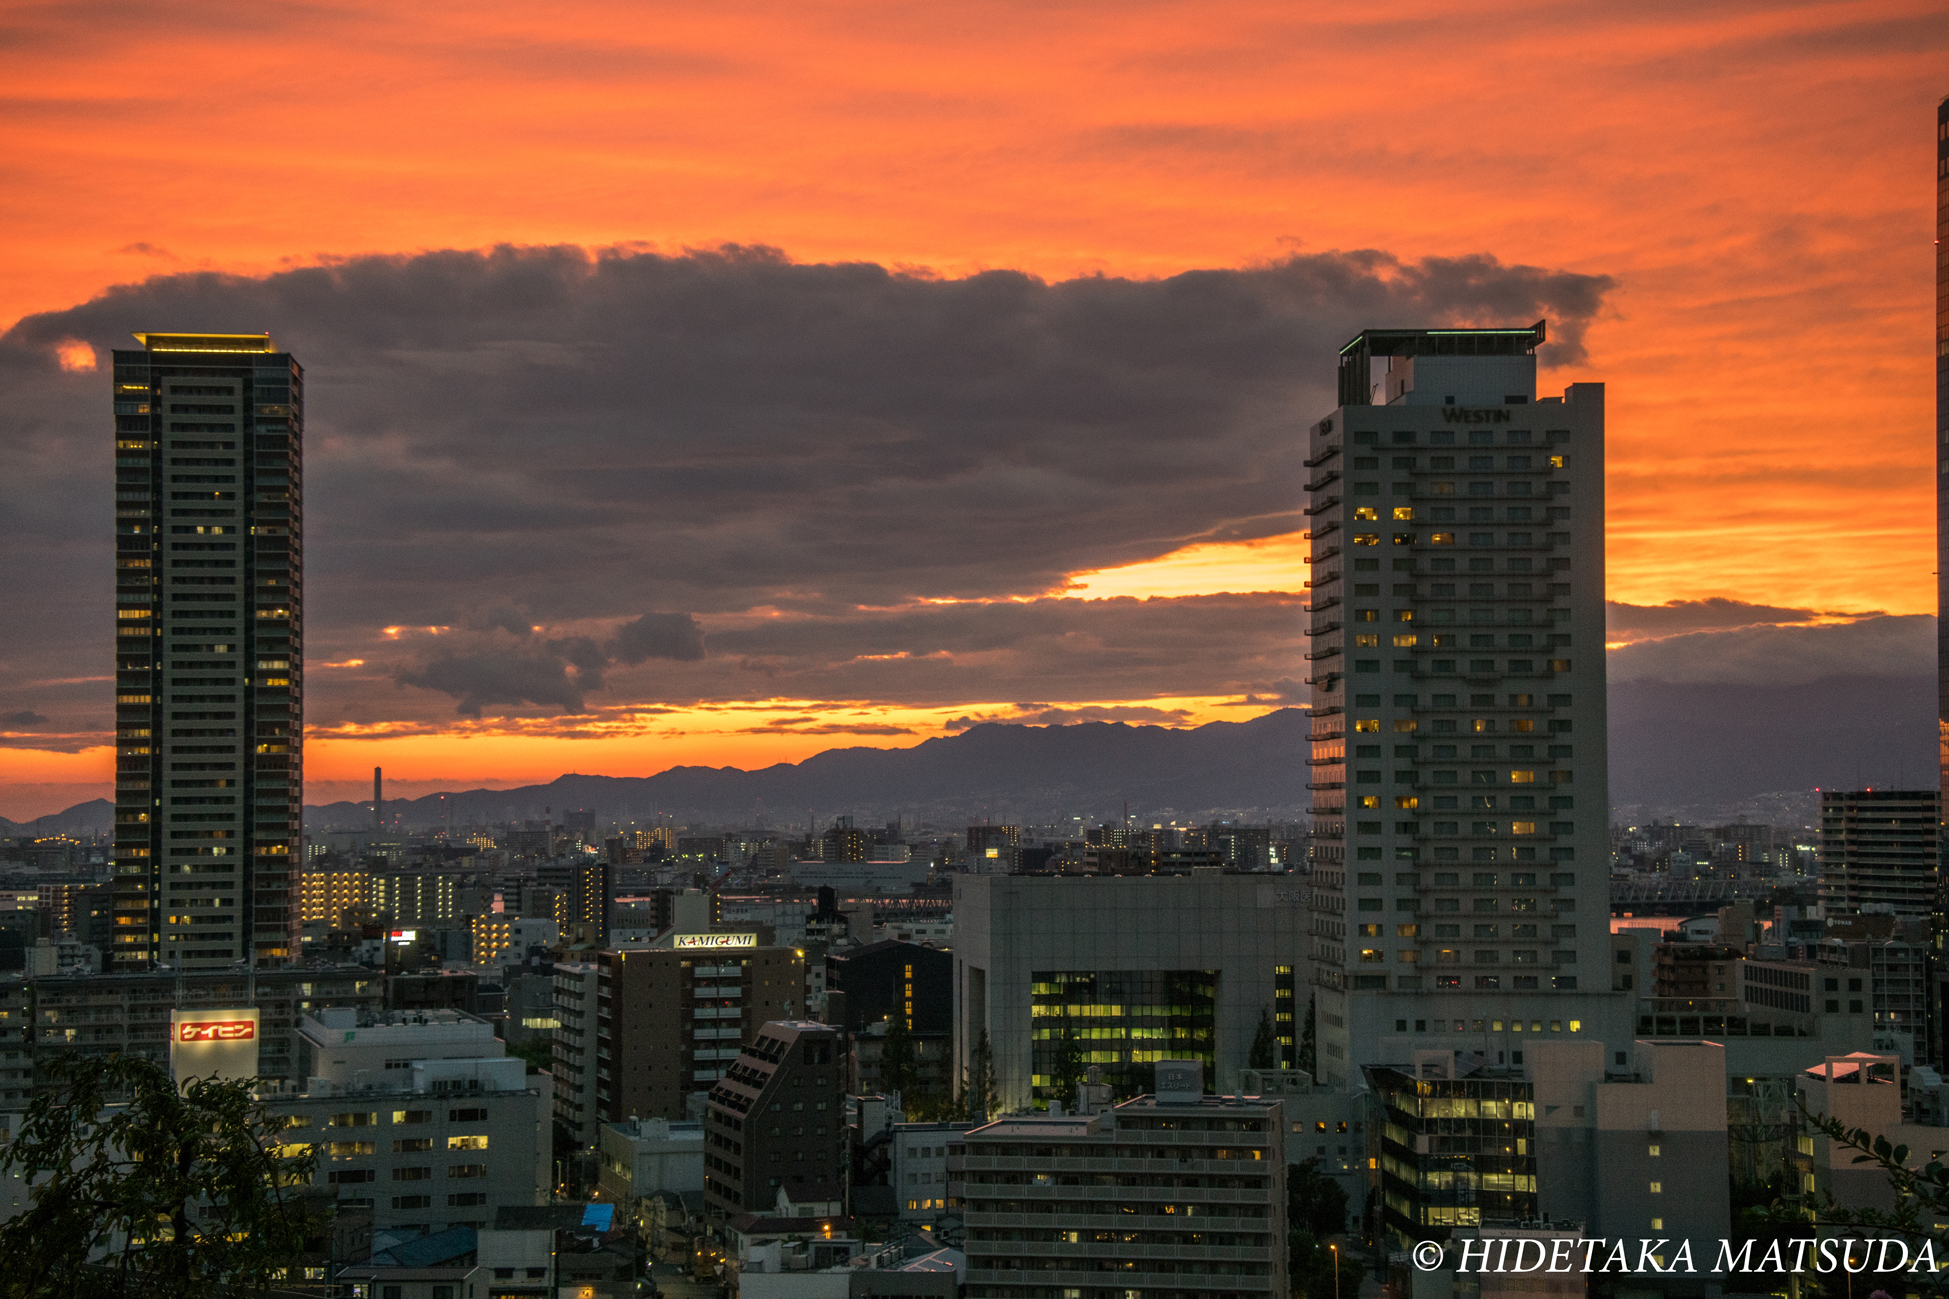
[673,933,758,950]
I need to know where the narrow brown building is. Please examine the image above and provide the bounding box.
[703,1020,845,1217]
[595,936,805,1122]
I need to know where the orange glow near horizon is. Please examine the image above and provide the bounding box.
[0,694,1273,820]
[1063,533,1310,600]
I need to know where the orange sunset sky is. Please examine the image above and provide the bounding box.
[0,0,1943,817]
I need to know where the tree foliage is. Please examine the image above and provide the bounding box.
[1289,1157,1350,1237]
[1298,994,1317,1075]
[0,1052,318,1298]
[1249,1007,1278,1071]
[958,1029,998,1122]
[880,1012,919,1104]
[509,1036,554,1075]
[1788,1105,1949,1238]
[1290,1229,1364,1299]
[1048,1022,1085,1109]
[1754,1105,1949,1295]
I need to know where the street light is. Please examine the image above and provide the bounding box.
[1330,1241,1340,1299]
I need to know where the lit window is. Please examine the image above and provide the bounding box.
[1355,609,1379,622]
[1393,532,1416,545]
[1649,1181,1662,1194]
[1356,634,1379,647]
[1648,1144,1660,1156]
[1396,924,1419,937]
[1650,1217,1662,1230]
[1397,949,1419,963]
[1511,822,1537,835]
[1549,455,1566,468]
[1360,949,1384,963]
[1355,506,1380,521]
[1395,796,1419,809]
[1354,534,1380,546]
[1473,719,1494,733]
[1510,719,1535,732]
[1393,720,1418,733]
[1354,719,1380,732]
[1357,796,1380,809]
[1395,609,1415,622]
[1393,634,1416,647]
[1393,507,1415,521]
[1510,770,1536,784]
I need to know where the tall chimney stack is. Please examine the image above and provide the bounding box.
[374,766,383,833]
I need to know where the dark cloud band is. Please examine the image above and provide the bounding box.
[0,242,1612,727]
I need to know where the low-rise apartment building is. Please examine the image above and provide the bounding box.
[597,1116,705,1204]
[889,1119,975,1222]
[958,1062,1286,1299]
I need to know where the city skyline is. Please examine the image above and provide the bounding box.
[0,9,1941,816]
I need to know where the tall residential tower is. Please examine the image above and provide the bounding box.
[111,333,303,971]
[1304,323,1621,1082]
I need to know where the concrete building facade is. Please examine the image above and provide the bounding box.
[1304,324,1615,1084]
[1531,1039,1731,1275]
[958,1080,1287,1299]
[888,1119,975,1222]
[1817,789,1941,918]
[551,961,601,1148]
[952,873,1303,1111]
[703,1020,846,1218]
[597,1116,705,1203]
[275,1008,548,1236]
[596,936,805,1123]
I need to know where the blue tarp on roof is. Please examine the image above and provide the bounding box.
[580,1203,616,1232]
[368,1226,479,1269]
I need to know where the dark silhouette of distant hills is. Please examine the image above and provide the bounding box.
[3,673,1935,832]
[1608,674,1933,819]
[305,711,1312,829]
[0,798,113,837]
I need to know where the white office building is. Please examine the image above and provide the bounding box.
[551,961,601,1148]
[953,873,1304,1111]
[275,1008,549,1235]
[1305,324,1627,1082]
[891,1119,975,1221]
[597,1116,705,1202]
